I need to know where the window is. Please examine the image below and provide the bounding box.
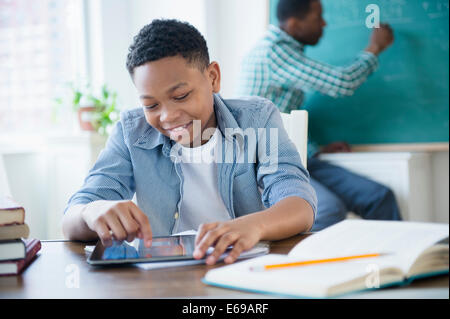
[0,0,86,134]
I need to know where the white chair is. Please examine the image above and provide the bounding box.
[0,154,11,196]
[280,110,308,169]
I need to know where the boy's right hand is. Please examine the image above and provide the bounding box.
[81,200,153,248]
[366,23,394,55]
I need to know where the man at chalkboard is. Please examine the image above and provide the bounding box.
[237,0,401,230]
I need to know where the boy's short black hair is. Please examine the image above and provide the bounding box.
[277,0,316,22]
[126,19,210,76]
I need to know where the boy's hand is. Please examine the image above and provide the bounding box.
[81,200,153,248]
[193,217,263,265]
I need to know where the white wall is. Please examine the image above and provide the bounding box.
[1,133,107,240]
[1,152,48,239]
[84,0,135,109]
[432,151,449,223]
[128,0,269,98]
[85,0,209,111]
[205,0,268,98]
[129,0,207,36]
[84,0,269,109]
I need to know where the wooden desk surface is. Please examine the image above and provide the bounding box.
[0,234,448,299]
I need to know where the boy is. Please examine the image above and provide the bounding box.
[62,19,317,265]
[237,0,401,231]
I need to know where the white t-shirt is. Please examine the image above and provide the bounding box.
[174,128,231,233]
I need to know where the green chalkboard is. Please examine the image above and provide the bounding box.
[269,0,449,145]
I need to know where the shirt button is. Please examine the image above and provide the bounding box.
[174,212,179,219]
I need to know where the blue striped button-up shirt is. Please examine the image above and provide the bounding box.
[64,94,317,235]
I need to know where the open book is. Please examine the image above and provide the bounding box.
[203,220,449,298]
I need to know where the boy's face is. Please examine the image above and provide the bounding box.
[133,55,220,147]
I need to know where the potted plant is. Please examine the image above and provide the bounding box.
[54,83,120,136]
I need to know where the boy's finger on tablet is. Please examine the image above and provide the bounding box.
[206,232,239,265]
[126,234,135,242]
[118,210,140,238]
[194,225,229,259]
[195,222,218,246]
[96,222,113,247]
[129,205,153,247]
[105,214,127,241]
[225,240,247,264]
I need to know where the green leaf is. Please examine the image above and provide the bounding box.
[102,85,109,100]
[73,91,82,106]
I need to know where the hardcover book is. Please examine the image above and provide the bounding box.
[203,220,449,298]
[0,238,41,276]
[0,239,26,261]
[0,223,30,240]
[0,196,25,226]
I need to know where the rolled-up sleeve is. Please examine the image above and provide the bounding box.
[63,121,135,213]
[256,100,318,216]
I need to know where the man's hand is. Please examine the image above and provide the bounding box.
[193,217,263,265]
[81,200,153,248]
[320,141,352,154]
[365,23,394,55]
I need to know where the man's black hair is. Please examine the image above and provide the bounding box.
[126,19,210,76]
[277,0,316,23]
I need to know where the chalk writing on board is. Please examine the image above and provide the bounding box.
[323,0,448,29]
[422,0,450,19]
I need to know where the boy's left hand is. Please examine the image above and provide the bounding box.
[193,217,262,265]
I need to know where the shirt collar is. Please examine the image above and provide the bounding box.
[133,93,243,156]
[267,24,305,52]
[213,93,243,142]
[133,124,172,155]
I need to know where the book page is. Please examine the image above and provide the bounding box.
[204,254,404,298]
[289,220,449,273]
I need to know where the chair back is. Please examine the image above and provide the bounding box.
[280,110,308,168]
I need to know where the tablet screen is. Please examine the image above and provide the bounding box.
[87,235,197,265]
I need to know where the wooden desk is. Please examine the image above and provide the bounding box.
[0,234,448,299]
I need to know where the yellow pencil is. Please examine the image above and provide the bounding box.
[250,253,386,271]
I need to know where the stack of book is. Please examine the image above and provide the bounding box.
[0,196,41,276]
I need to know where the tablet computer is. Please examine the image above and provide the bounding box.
[87,235,199,265]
